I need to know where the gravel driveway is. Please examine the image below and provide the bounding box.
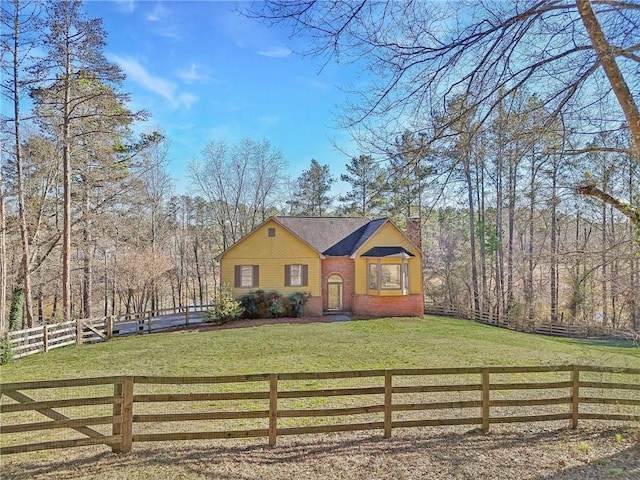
[3,424,638,479]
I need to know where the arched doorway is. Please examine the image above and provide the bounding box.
[327,274,343,311]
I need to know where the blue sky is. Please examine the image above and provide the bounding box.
[83,0,360,195]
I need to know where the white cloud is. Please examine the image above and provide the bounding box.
[109,54,197,109]
[258,46,292,58]
[178,92,198,110]
[147,2,169,22]
[177,63,208,83]
[114,0,136,14]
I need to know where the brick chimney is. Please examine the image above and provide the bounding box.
[406,217,422,250]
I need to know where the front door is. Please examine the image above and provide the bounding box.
[327,274,343,311]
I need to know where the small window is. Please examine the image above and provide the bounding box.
[369,264,378,289]
[290,265,303,286]
[268,228,275,237]
[285,264,308,287]
[402,263,409,294]
[235,265,259,288]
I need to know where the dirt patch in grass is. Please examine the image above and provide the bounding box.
[3,424,638,480]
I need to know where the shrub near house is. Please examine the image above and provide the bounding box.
[217,216,424,317]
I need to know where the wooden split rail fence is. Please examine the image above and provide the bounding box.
[424,303,635,339]
[1,365,639,455]
[5,305,212,360]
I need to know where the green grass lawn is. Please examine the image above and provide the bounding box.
[1,315,639,464]
[2,316,638,382]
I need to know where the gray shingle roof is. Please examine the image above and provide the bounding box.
[275,216,387,256]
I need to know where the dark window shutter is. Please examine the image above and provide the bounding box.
[284,265,291,287]
[253,265,259,287]
[302,265,308,286]
[234,265,241,288]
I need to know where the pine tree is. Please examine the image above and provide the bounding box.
[31,0,144,320]
[338,155,386,217]
[290,159,335,216]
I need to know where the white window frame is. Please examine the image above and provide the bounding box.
[290,264,303,287]
[368,260,409,294]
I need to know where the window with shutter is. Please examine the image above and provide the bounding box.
[235,265,259,288]
[285,264,308,287]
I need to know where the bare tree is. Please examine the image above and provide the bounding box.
[139,133,174,311]
[252,1,640,229]
[191,137,286,248]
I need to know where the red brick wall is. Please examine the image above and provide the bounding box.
[304,296,323,316]
[353,294,424,317]
[321,257,355,312]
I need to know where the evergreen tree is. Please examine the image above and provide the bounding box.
[338,155,386,217]
[386,132,433,221]
[290,159,335,216]
[31,0,144,320]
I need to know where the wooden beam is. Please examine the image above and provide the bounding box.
[3,390,103,438]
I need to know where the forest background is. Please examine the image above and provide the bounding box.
[1,0,638,335]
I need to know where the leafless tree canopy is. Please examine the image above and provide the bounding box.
[252,1,639,149]
[251,0,640,225]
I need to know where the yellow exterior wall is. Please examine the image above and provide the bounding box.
[353,221,423,296]
[220,219,321,297]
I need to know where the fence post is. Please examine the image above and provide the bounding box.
[43,324,49,352]
[570,365,579,429]
[76,319,84,345]
[106,316,114,339]
[113,376,134,453]
[147,311,152,334]
[384,370,392,439]
[185,306,190,327]
[269,373,278,447]
[482,368,490,433]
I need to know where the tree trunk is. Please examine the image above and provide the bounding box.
[476,153,488,313]
[12,1,34,328]
[51,292,58,321]
[495,147,505,316]
[601,203,608,325]
[37,288,44,324]
[62,45,72,321]
[9,287,24,331]
[506,153,517,313]
[82,177,92,318]
[550,154,559,323]
[464,152,480,314]
[194,236,204,305]
[525,152,536,325]
[0,164,6,336]
[630,162,639,329]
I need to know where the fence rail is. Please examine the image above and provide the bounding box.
[5,303,637,361]
[1,365,638,456]
[4,305,212,360]
[424,303,638,340]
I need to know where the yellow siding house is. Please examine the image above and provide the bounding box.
[218,216,424,317]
